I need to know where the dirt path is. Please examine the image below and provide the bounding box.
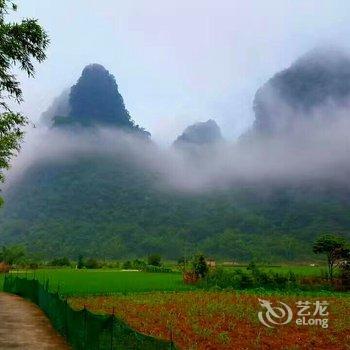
[0,292,70,350]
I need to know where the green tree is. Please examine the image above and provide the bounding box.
[0,245,26,265]
[50,257,70,267]
[85,258,100,269]
[313,234,347,280]
[192,253,208,278]
[0,0,49,203]
[77,255,84,269]
[148,254,161,267]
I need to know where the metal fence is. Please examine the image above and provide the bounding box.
[4,274,176,350]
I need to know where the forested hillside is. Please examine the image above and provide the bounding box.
[1,153,350,261]
[1,50,350,262]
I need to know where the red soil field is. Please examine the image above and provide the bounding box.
[70,291,350,350]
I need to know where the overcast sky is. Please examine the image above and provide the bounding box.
[10,0,350,144]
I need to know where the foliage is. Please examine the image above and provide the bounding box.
[201,266,298,290]
[84,258,100,269]
[122,260,132,269]
[177,256,189,272]
[1,154,350,261]
[0,244,26,265]
[0,0,48,199]
[50,257,71,267]
[132,259,147,269]
[339,261,350,291]
[142,265,172,273]
[192,253,208,278]
[147,254,162,267]
[313,234,348,280]
[183,270,198,284]
[77,255,84,269]
[0,261,10,273]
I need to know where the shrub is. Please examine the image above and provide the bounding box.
[77,255,84,269]
[143,265,172,273]
[50,257,71,267]
[28,262,39,269]
[85,258,100,269]
[183,271,199,284]
[202,266,298,290]
[340,261,350,291]
[148,254,161,267]
[103,261,120,269]
[132,259,146,270]
[0,262,10,273]
[122,260,133,269]
[192,253,209,278]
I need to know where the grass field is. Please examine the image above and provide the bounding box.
[2,267,349,349]
[1,264,332,295]
[70,291,350,350]
[14,269,195,296]
[232,265,329,277]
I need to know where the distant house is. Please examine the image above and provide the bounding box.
[206,258,216,268]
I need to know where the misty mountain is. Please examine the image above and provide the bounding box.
[50,64,149,137]
[39,89,70,127]
[3,148,350,261]
[252,48,350,135]
[173,119,223,146]
[1,50,350,261]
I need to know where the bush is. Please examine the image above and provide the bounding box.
[192,253,209,278]
[77,255,84,269]
[50,257,70,267]
[0,245,26,265]
[132,259,146,270]
[103,261,120,269]
[183,271,199,284]
[84,258,100,269]
[340,261,350,291]
[28,262,39,269]
[0,262,10,273]
[122,260,133,269]
[201,266,298,290]
[148,254,162,267]
[143,265,172,273]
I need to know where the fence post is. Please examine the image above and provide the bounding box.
[169,326,174,350]
[64,298,68,339]
[110,307,115,350]
[83,304,87,349]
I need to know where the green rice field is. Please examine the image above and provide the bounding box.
[0,264,332,295]
[10,269,195,296]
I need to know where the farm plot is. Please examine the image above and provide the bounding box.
[70,291,350,350]
[18,269,195,295]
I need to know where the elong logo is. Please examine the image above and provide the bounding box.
[258,299,329,329]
